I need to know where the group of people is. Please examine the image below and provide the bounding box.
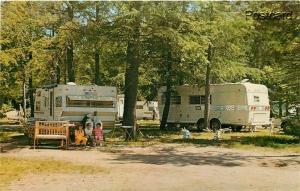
[74,114,104,147]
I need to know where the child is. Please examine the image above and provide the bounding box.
[75,126,87,146]
[84,121,94,146]
[93,121,104,146]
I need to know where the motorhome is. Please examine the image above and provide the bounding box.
[158,82,271,131]
[117,95,159,120]
[34,84,118,128]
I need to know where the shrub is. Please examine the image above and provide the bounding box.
[0,112,7,118]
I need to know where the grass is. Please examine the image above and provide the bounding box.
[0,132,13,142]
[1,119,300,152]
[1,120,299,190]
[105,125,300,153]
[0,157,106,190]
[173,130,300,152]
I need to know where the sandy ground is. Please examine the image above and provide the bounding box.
[1,144,300,191]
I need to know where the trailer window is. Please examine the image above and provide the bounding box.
[254,96,260,102]
[35,101,41,111]
[136,105,143,109]
[189,96,200,104]
[55,96,62,107]
[66,98,89,107]
[161,93,180,104]
[200,95,206,104]
[37,91,41,97]
[200,95,212,104]
[171,96,181,104]
[91,101,114,108]
[148,107,154,111]
[66,96,114,108]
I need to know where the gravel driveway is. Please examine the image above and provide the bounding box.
[3,144,300,191]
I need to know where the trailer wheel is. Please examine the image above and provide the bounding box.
[197,119,205,132]
[236,126,242,132]
[210,119,221,132]
[232,125,242,132]
[166,123,176,131]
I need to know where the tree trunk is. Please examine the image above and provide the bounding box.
[66,42,75,82]
[94,4,101,85]
[279,99,283,117]
[56,60,61,84]
[27,52,34,118]
[122,41,140,140]
[160,51,172,130]
[285,99,289,116]
[204,44,212,129]
[63,50,67,84]
[66,3,75,83]
[29,76,34,118]
[122,2,141,140]
[94,47,101,85]
[23,81,26,118]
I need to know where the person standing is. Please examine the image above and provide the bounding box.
[152,109,156,121]
[94,121,104,146]
[81,113,90,129]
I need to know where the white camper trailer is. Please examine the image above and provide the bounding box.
[135,101,159,120]
[158,82,271,131]
[117,95,159,120]
[34,84,117,128]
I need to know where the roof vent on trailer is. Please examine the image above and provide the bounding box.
[240,79,249,83]
[67,82,76,85]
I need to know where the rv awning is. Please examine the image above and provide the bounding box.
[67,95,114,101]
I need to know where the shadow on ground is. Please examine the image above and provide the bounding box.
[162,136,300,149]
[111,146,300,167]
[1,134,29,153]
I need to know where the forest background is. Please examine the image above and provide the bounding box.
[1,1,299,127]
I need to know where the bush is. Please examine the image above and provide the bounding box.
[0,112,7,118]
[283,125,300,137]
[282,116,300,137]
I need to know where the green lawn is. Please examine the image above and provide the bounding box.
[1,120,299,153]
[105,124,300,153]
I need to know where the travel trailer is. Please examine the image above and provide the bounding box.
[34,84,118,128]
[158,82,271,131]
[117,95,159,120]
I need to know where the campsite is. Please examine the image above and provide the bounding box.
[1,1,300,191]
[1,121,300,191]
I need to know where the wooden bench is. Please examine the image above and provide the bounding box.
[34,121,70,149]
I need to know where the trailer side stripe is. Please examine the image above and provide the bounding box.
[211,105,269,111]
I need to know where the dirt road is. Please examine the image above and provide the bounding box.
[3,144,300,191]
